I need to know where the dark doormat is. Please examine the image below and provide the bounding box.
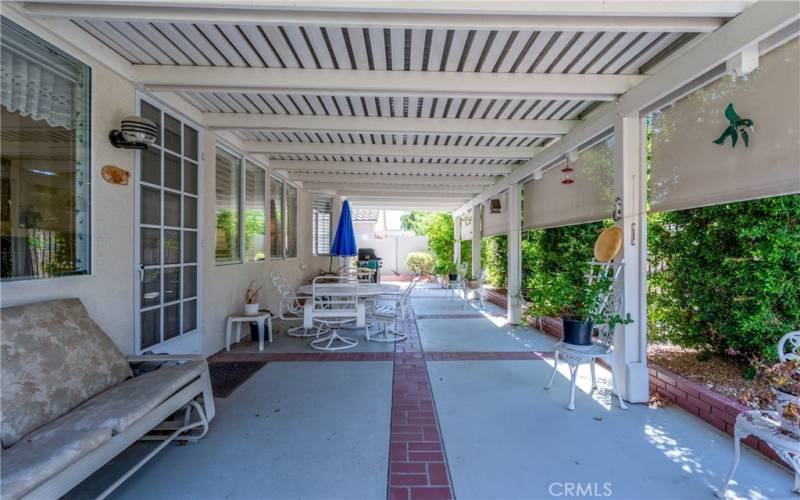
[209,361,267,398]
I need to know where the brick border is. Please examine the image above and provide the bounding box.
[389,317,454,500]
[528,315,788,468]
[210,351,394,362]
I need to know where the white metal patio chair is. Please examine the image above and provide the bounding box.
[545,260,627,411]
[354,267,375,283]
[716,330,800,497]
[303,276,365,351]
[270,271,313,338]
[465,268,488,310]
[369,277,419,342]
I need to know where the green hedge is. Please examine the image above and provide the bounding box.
[407,194,800,364]
[648,194,800,361]
[522,222,608,318]
[481,235,507,287]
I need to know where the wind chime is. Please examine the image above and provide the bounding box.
[561,150,580,185]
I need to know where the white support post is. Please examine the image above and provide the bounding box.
[454,215,462,265]
[507,183,522,325]
[613,114,649,404]
[471,205,481,281]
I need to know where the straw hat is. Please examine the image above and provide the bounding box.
[594,227,623,262]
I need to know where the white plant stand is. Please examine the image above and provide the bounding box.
[545,342,628,411]
[225,311,272,351]
[715,410,800,497]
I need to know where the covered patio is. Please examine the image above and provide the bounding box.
[61,284,788,499]
[1,1,798,499]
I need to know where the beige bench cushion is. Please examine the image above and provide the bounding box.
[0,427,112,500]
[36,360,207,435]
[1,299,132,448]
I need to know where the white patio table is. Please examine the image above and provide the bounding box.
[296,282,400,298]
[297,282,402,334]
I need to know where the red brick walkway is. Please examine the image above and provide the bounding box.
[389,315,454,500]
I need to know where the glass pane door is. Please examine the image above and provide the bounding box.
[136,98,200,352]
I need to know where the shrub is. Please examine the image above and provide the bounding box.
[401,210,454,264]
[523,222,609,319]
[481,235,507,287]
[406,252,435,274]
[648,194,800,362]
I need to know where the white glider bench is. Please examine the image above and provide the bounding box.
[0,298,215,499]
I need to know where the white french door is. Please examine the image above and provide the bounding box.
[134,94,202,354]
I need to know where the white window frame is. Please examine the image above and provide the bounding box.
[269,175,299,261]
[312,196,333,257]
[0,17,93,282]
[214,144,243,265]
[243,159,267,263]
[214,143,269,266]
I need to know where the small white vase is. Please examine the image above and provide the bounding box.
[244,303,260,315]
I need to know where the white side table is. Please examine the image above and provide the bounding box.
[716,410,800,497]
[226,311,272,352]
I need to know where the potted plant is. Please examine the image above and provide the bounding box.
[433,261,450,286]
[444,261,459,282]
[525,271,631,347]
[244,281,262,315]
[746,359,800,431]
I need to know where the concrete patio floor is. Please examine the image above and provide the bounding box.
[68,285,792,499]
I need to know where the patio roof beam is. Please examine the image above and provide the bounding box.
[206,114,576,138]
[270,160,513,176]
[347,195,466,203]
[454,0,800,216]
[336,192,472,201]
[134,66,645,101]
[288,172,496,186]
[251,142,540,159]
[20,2,733,32]
[300,183,483,194]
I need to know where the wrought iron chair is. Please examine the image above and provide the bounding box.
[717,330,800,497]
[369,277,419,342]
[303,276,365,351]
[545,260,628,411]
[270,271,314,338]
[779,331,800,362]
[465,268,488,310]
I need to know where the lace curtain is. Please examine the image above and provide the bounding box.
[0,26,78,130]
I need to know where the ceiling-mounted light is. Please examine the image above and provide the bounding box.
[489,198,502,214]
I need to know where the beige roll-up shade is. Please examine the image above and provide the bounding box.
[522,136,615,230]
[461,211,474,240]
[482,191,508,237]
[650,38,800,213]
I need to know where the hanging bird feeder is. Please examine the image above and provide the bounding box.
[561,151,579,185]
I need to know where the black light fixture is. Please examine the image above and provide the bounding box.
[489,198,502,214]
[109,116,159,150]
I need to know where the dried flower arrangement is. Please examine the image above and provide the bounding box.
[244,281,263,305]
[743,359,800,430]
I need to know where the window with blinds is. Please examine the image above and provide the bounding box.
[313,197,332,256]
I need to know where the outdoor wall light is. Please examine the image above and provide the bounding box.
[109,116,159,150]
[489,198,502,214]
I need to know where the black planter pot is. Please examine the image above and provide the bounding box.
[448,273,458,281]
[562,317,594,346]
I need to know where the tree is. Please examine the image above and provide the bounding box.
[400,210,455,264]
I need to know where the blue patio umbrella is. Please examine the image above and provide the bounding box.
[329,199,357,274]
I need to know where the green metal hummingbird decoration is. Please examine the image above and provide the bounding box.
[713,103,755,148]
